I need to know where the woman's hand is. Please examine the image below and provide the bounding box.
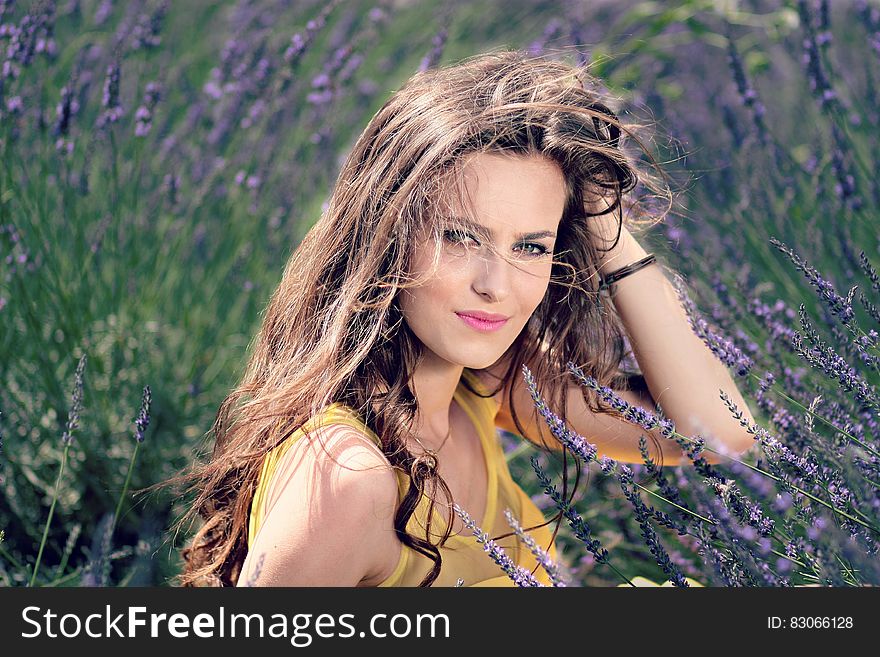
[586,196,640,277]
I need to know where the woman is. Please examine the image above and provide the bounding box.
[171,49,756,587]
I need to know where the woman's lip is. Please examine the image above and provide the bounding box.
[455,312,508,333]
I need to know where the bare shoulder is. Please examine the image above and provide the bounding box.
[240,422,400,586]
[264,421,398,511]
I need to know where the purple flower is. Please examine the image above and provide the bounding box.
[770,238,857,326]
[531,456,610,565]
[61,355,87,446]
[565,362,681,444]
[725,27,770,146]
[97,61,123,128]
[54,83,80,137]
[790,305,878,410]
[5,95,23,114]
[521,365,599,464]
[134,80,161,137]
[284,1,340,66]
[453,504,545,587]
[418,28,448,72]
[133,386,152,443]
[503,508,567,586]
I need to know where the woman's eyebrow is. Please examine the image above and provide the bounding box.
[446,216,557,240]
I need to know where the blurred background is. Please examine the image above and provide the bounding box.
[1,0,879,587]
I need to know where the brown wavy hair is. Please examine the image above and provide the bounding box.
[159,47,673,587]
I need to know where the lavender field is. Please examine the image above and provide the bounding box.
[1,0,879,587]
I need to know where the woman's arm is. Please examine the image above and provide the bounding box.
[593,221,756,461]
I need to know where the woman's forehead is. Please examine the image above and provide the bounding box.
[432,153,566,233]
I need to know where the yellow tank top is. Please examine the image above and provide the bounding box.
[247,369,559,587]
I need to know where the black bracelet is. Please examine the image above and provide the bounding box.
[598,253,657,292]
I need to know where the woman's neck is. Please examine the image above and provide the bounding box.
[408,356,463,451]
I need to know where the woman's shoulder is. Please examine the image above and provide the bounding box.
[247,417,401,585]
[260,409,399,522]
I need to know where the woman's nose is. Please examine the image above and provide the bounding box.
[470,250,511,302]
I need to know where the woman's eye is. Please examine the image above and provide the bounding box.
[517,242,550,257]
[442,230,551,259]
[442,229,478,246]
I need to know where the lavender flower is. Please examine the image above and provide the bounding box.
[81,513,114,586]
[418,28,448,72]
[617,464,691,587]
[797,0,835,106]
[452,503,544,587]
[672,274,755,376]
[284,1,341,66]
[96,60,123,128]
[564,362,677,440]
[531,456,610,565]
[503,508,568,586]
[93,0,112,26]
[856,251,880,325]
[129,1,168,51]
[61,354,87,446]
[770,237,858,327]
[724,24,769,146]
[790,305,879,411]
[703,476,776,537]
[134,81,161,138]
[52,78,80,157]
[133,386,151,443]
[521,365,599,463]
[637,435,691,521]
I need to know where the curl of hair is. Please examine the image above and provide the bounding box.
[156,47,675,587]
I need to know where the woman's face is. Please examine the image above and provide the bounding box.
[400,151,567,370]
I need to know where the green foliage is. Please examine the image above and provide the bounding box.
[1,0,878,586]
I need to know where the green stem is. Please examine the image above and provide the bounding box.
[43,566,84,588]
[112,442,141,534]
[770,548,806,569]
[631,481,718,525]
[0,542,24,571]
[833,553,862,586]
[607,563,636,586]
[29,443,70,587]
[748,372,880,459]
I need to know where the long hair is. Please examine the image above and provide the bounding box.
[160,48,673,587]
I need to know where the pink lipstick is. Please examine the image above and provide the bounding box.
[455,311,508,333]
